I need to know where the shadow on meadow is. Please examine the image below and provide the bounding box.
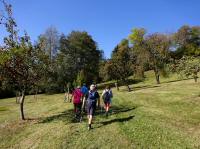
[38,109,75,124]
[98,78,143,90]
[118,84,160,92]
[162,77,192,84]
[95,115,135,129]
[94,105,136,128]
[39,105,137,126]
[0,106,9,111]
[131,85,160,92]
[95,106,137,115]
[115,77,194,92]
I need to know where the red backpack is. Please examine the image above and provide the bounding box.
[72,89,82,104]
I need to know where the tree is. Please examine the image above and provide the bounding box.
[99,59,120,83]
[99,60,113,82]
[174,56,200,82]
[173,25,200,58]
[0,64,15,99]
[129,28,147,78]
[145,33,171,84]
[74,70,86,87]
[0,0,47,120]
[57,31,101,87]
[0,36,47,120]
[129,28,171,84]
[110,39,134,91]
[38,26,60,60]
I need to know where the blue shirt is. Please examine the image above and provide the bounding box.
[81,85,88,95]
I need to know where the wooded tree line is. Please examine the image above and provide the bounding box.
[0,1,200,120]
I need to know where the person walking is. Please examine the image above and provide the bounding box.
[87,84,100,130]
[101,85,113,117]
[81,83,88,112]
[72,86,83,121]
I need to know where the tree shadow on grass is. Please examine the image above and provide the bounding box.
[132,78,194,91]
[96,115,135,128]
[39,105,137,125]
[133,85,160,91]
[38,109,76,124]
[94,105,137,116]
[98,78,143,90]
[162,78,192,84]
[118,78,194,93]
[119,84,160,92]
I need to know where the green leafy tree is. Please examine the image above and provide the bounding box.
[173,25,200,58]
[99,59,121,84]
[174,56,200,82]
[129,28,171,84]
[99,60,114,82]
[75,70,87,86]
[145,33,171,84]
[110,39,134,91]
[0,0,48,120]
[0,64,15,99]
[129,28,147,78]
[0,37,48,120]
[57,31,101,87]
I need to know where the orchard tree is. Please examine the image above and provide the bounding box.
[0,0,48,120]
[129,28,171,84]
[145,33,171,84]
[175,56,200,82]
[0,36,48,120]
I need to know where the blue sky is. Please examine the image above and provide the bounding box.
[0,0,200,58]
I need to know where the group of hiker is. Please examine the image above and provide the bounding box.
[66,84,113,130]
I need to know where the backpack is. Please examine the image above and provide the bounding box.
[81,86,88,95]
[103,90,110,102]
[73,89,82,104]
[88,91,99,101]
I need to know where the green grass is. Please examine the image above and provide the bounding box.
[0,71,200,148]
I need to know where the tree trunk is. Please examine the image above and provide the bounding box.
[127,84,131,92]
[156,74,160,84]
[141,70,145,79]
[115,80,119,91]
[67,84,70,102]
[34,88,38,101]
[154,68,160,84]
[194,72,198,83]
[123,79,131,92]
[19,90,25,120]
[15,91,20,104]
[194,77,198,83]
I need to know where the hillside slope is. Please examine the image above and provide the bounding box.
[0,72,200,148]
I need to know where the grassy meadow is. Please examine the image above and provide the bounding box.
[0,71,200,149]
